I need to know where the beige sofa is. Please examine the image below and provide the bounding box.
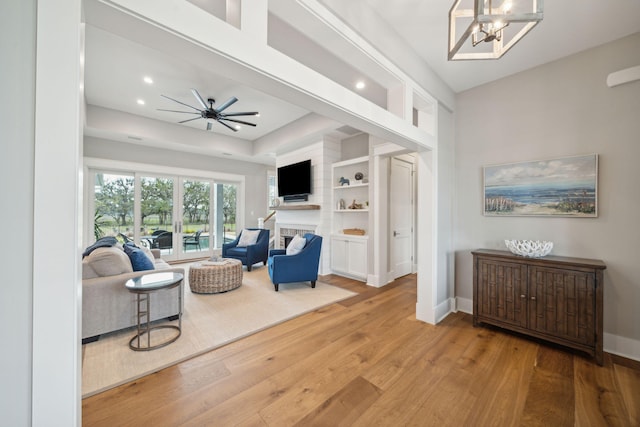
[82,245,185,342]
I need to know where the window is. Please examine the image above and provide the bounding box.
[87,162,245,261]
[93,172,134,243]
[267,170,276,209]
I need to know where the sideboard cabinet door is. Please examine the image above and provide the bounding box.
[476,259,527,328]
[528,266,596,347]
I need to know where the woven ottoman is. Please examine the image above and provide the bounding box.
[188,258,243,294]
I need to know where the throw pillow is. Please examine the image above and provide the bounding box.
[237,229,261,247]
[123,243,155,272]
[286,234,306,255]
[139,245,156,265]
[82,236,118,258]
[85,247,133,277]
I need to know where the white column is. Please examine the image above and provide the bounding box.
[32,0,83,425]
[416,149,437,324]
[370,151,389,287]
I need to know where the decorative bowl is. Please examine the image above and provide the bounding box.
[504,239,553,258]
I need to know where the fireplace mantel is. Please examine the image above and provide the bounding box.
[270,204,320,210]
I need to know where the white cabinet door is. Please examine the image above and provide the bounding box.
[347,239,367,279]
[331,237,349,274]
[331,235,367,280]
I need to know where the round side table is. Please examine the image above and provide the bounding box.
[125,271,184,351]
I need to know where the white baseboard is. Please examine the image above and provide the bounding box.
[435,298,453,323]
[604,333,640,362]
[456,297,473,314]
[449,298,640,362]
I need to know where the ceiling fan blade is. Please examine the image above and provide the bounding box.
[215,97,238,113]
[221,117,257,127]
[221,111,259,117]
[206,122,212,131]
[157,108,200,114]
[178,117,203,124]
[191,88,209,110]
[161,94,201,111]
[217,119,238,132]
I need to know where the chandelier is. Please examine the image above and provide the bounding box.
[448,0,543,60]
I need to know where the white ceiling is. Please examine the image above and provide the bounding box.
[362,0,640,92]
[84,25,310,141]
[83,0,640,162]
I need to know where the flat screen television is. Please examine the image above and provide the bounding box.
[277,159,312,202]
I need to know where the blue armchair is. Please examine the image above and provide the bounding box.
[267,233,323,291]
[222,228,270,271]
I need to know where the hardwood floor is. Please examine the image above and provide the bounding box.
[82,274,640,426]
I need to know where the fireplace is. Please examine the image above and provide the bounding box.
[283,235,294,248]
[277,224,317,249]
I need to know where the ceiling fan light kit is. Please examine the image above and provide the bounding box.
[158,88,259,132]
[448,0,543,61]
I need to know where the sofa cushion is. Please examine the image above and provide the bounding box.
[225,247,247,257]
[237,229,260,247]
[84,246,133,277]
[82,260,99,280]
[286,234,306,255]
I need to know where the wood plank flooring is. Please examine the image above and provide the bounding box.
[82,274,640,426]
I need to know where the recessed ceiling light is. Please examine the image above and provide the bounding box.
[143,76,153,84]
[235,125,241,130]
[137,99,145,105]
[355,81,366,90]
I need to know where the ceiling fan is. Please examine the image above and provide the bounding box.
[159,88,259,132]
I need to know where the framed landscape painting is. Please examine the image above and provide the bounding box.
[483,154,598,217]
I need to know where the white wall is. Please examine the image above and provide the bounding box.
[341,133,369,160]
[454,33,640,360]
[274,140,339,274]
[1,1,36,424]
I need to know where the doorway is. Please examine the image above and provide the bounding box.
[390,156,415,278]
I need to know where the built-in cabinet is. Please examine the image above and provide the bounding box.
[331,156,370,281]
[330,234,367,279]
[472,249,606,365]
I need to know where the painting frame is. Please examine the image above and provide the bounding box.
[483,154,598,217]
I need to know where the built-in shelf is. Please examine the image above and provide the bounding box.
[333,182,369,190]
[334,209,369,213]
[269,204,320,210]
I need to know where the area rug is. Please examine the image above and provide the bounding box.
[82,266,356,397]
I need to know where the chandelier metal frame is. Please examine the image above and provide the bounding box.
[448,0,543,60]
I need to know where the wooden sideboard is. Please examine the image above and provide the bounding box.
[472,249,606,365]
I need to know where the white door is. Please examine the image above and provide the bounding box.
[390,157,414,278]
